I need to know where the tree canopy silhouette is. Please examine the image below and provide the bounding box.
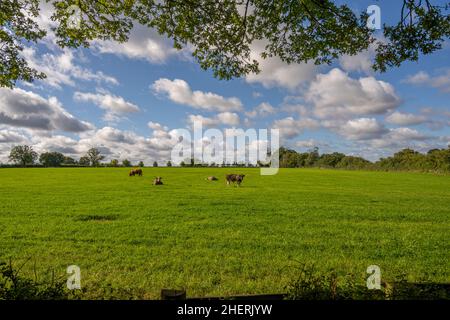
[1,0,449,88]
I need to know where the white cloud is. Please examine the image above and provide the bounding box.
[0,88,94,132]
[22,48,118,89]
[404,71,430,84]
[74,91,140,121]
[147,122,172,141]
[32,135,81,155]
[152,78,243,112]
[148,121,168,131]
[252,91,263,98]
[79,128,171,162]
[370,127,432,149]
[338,41,382,75]
[306,68,401,119]
[295,139,325,148]
[388,127,431,141]
[187,112,240,128]
[216,112,240,126]
[36,2,185,65]
[94,24,185,64]
[0,130,27,143]
[280,103,311,117]
[245,40,318,90]
[336,118,388,140]
[245,102,276,118]
[76,125,179,163]
[385,112,427,126]
[403,69,450,93]
[272,117,320,139]
[339,50,374,75]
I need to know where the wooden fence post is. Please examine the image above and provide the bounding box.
[161,289,186,300]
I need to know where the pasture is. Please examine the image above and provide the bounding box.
[0,168,449,299]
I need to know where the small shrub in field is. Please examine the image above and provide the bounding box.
[285,264,449,300]
[0,260,70,300]
[284,264,384,300]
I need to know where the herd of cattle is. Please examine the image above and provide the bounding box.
[129,169,246,186]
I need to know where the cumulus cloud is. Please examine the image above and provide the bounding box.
[152,78,243,112]
[245,40,318,90]
[74,91,140,121]
[94,24,186,64]
[338,41,383,75]
[403,69,450,93]
[388,127,432,141]
[385,112,428,126]
[370,127,433,149]
[0,122,273,165]
[245,102,276,118]
[21,2,118,90]
[0,88,94,132]
[187,112,240,128]
[32,135,80,155]
[283,106,311,118]
[22,48,118,89]
[252,91,263,98]
[36,2,187,64]
[272,117,320,139]
[65,123,178,164]
[334,118,388,140]
[295,139,328,149]
[0,130,27,143]
[306,68,401,119]
[216,112,240,126]
[148,121,168,131]
[76,126,175,162]
[404,71,430,84]
[339,50,374,75]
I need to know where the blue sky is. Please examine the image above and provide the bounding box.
[0,0,449,164]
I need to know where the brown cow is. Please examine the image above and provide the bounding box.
[129,168,143,177]
[225,174,245,186]
[153,177,163,185]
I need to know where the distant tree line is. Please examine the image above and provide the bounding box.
[1,146,148,168]
[278,146,450,173]
[1,145,450,173]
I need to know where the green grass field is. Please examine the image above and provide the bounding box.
[0,168,449,299]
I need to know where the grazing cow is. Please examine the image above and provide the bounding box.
[206,176,218,181]
[129,168,143,177]
[225,174,245,186]
[153,177,163,185]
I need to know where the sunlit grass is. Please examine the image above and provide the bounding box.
[0,167,449,299]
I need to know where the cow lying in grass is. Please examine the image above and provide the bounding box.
[153,177,163,185]
[225,174,245,186]
[206,176,218,181]
[129,169,143,176]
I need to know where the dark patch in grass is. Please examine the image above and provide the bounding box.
[177,202,189,206]
[209,201,230,206]
[75,214,120,222]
